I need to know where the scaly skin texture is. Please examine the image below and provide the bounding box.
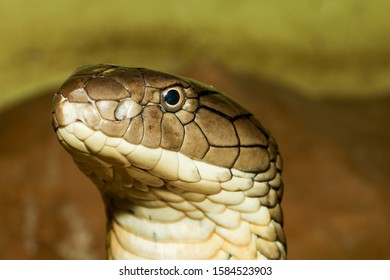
[52,64,286,259]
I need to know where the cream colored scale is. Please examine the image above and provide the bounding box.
[52,64,286,259]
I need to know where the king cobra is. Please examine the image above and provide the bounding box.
[52,64,286,259]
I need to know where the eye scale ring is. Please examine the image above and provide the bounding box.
[161,86,186,112]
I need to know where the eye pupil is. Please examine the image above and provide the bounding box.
[164,89,180,105]
[161,86,185,112]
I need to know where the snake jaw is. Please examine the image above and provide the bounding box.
[52,64,287,260]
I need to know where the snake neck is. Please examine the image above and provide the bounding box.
[53,64,288,260]
[105,193,224,260]
[98,179,286,260]
[67,135,287,260]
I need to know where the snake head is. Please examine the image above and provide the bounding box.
[52,64,277,173]
[52,64,286,260]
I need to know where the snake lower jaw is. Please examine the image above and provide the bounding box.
[55,122,286,260]
[52,65,287,260]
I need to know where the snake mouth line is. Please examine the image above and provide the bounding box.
[57,123,285,259]
[56,122,280,194]
[52,64,286,259]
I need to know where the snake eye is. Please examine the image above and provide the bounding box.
[161,86,186,112]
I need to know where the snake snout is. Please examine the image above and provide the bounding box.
[52,64,287,260]
[53,98,101,130]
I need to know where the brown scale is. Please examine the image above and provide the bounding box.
[55,64,275,175]
[52,64,286,259]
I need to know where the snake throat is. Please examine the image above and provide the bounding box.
[52,64,286,259]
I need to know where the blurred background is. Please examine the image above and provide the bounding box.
[0,0,389,259]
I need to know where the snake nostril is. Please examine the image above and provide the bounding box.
[53,65,287,260]
[55,100,77,126]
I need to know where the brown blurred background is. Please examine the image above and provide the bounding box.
[0,0,389,259]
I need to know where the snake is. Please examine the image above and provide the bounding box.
[52,64,286,260]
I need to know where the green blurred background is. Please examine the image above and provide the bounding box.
[2,0,390,111]
[1,0,389,260]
